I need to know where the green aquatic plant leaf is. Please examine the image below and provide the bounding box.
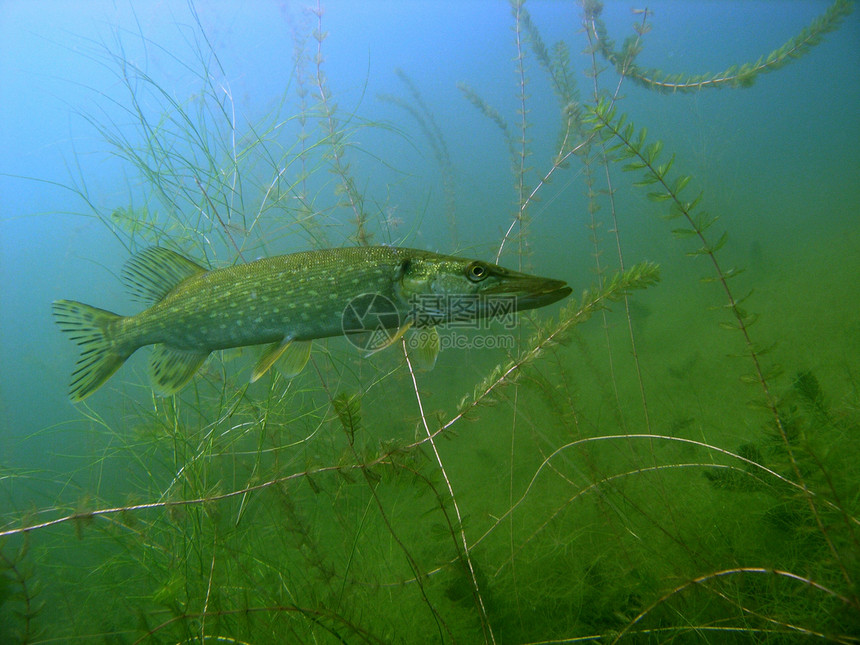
[646,191,673,203]
[333,392,363,446]
[671,174,691,195]
[656,155,676,179]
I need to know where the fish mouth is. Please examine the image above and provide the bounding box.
[485,277,573,312]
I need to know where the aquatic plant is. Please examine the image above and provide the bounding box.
[1,1,857,643]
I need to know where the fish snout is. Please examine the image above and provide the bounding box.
[484,276,572,311]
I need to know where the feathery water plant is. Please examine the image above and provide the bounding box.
[310,1,372,247]
[450,0,857,640]
[0,538,43,645]
[584,102,860,601]
[585,0,854,92]
[379,69,458,244]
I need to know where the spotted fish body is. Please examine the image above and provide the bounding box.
[128,247,412,350]
[53,246,571,401]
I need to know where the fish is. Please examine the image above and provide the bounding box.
[52,246,572,402]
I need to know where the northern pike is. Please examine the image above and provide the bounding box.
[53,246,571,401]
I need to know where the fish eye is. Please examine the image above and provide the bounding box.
[466,262,489,282]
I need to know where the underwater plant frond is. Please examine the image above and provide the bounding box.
[449,262,660,427]
[586,102,860,599]
[458,82,518,167]
[332,392,363,446]
[310,2,371,246]
[587,101,792,396]
[518,2,580,112]
[587,100,778,402]
[402,345,497,644]
[587,0,854,92]
[379,69,457,243]
[614,566,858,644]
[0,538,44,644]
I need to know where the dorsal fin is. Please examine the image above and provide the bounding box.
[121,247,207,304]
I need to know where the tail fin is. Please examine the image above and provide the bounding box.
[52,300,131,402]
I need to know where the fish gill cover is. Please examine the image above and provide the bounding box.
[0,1,858,643]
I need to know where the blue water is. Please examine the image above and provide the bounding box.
[1,1,858,642]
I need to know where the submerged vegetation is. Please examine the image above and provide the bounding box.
[1,1,858,643]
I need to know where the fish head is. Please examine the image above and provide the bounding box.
[393,252,572,325]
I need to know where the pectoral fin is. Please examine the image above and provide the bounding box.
[364,320,414,357]
[409,326,440,371]
[150,344,209,395]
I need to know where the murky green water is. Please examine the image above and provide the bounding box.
[1,2,858,642]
